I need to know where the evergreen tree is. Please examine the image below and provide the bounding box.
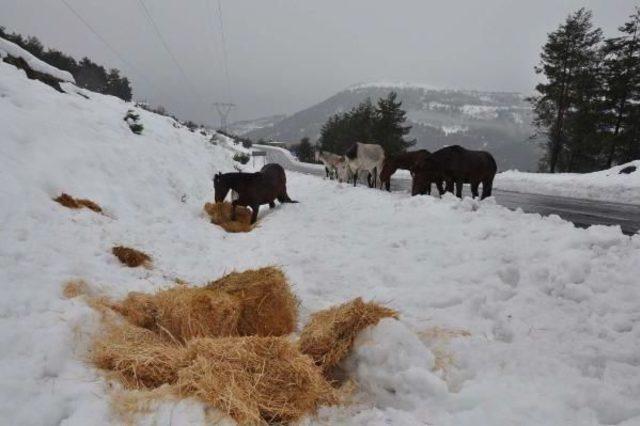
[374,92,415,155]
[318,92,413,155]
[529,8,603,172]
[602,7,640,166]
[293,137,315,163]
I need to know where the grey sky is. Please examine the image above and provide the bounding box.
[1,0,637,125]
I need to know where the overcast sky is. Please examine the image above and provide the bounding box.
[1,0,637,125]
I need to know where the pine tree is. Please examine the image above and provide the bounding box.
[602,7,640,166]
[374,92,415,155]
[293,137,315,163]
[529,8,603,172]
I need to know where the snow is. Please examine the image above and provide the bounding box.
[2,55,640,425]
[441,124,468,135]
[0,36,75,83]
[496,162,640,205]
[348,81,441,92]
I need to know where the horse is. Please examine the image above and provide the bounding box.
[341,143,385,188]
[314,150,342,180]
[213,163,297,224]
[412,145,497,199]
[379,149,430,191]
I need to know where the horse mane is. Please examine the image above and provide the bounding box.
[345,144,358,160]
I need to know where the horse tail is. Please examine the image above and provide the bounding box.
[278,193,298,203]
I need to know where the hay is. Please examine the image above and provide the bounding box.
[112,246,152,268]
[204,202,254,233]
[63,279,90,298]
[298,298,398,373]
[208,267,298,337]
[54,193,103,213]
[115,288,240,343]
[91,321,188,389]
[178,336,338,424]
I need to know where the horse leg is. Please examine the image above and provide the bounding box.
[325,167,329,179]
[471,181,480,199]
[481,178,493,199]
[250,204,259,224]
[367,172,373,188]
[269,201,276,209]
[455,179,463,198]
[353,170,358,187]
[426,182,431,196]
[445,179,454,194]
[231,200,238,221]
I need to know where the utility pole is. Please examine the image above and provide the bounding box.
[213,102,235,132]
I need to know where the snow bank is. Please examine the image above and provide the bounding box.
[2,56,640,426]
[496,161,640,205]
[0,36,75,83]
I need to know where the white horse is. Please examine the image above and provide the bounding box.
[341,142,385,188]
[314,150,342,180]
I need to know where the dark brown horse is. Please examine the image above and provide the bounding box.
[412,145,497,199]
[213,163,297,223]
[379,150,430,191]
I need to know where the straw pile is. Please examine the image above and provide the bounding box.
[204,202,254,233]
[112,246,152,268]
[91,321,188,389]
[115,287,240,342]
[298,298,398,373]
[54,192,103,213]
[178,336,338,424]
[208,267,298,336]
[62,279,90,299]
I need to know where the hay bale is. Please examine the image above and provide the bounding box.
[208,267,298,337]
[178,336,338,424]
[54,193,103,213]
[115,287,241,342]
[298,298,398,373]
[203,202,254,233]
[112,246,152,268]
[152,287,240,342]
[91,321,188,389]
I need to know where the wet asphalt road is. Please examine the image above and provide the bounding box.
[257,146,640,235]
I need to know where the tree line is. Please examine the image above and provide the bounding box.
[0,27,132,101]
[530,7,640,172]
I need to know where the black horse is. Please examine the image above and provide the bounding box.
[213,163,297,223]
[412,145,497,199]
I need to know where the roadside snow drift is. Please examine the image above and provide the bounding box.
[2,48,640,426]
[496,161,640,205]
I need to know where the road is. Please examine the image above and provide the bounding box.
[257,145,640,235]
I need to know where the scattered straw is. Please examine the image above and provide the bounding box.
[418,326,471,374]
[91,321,188,389]
[112,246,152,268]
[178,336,338,424]
[204,202,254,233]
[298,298,398,373]
[54,193,103,213]
[63,279,90,299]
[208,267,298,336]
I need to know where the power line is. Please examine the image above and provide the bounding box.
[58,0,164,97]
[135,0,203,102]
[212,0,233,102]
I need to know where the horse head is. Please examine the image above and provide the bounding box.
[213,172,230,203]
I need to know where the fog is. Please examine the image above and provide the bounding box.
[1,0,636,124]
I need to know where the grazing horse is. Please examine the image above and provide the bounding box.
[341,143,385,188]
[379,149,430,191]
[412,145,497,199]
[213,163,297,223]
[314,150,342,180]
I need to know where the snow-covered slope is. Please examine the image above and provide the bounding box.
[496,162,640,205]
[2,47,640,426]
[0,36,75,83]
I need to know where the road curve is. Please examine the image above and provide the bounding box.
[256,145,640,235]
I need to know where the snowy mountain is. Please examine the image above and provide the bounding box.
[3,38,640,426]
[243,82,542,171]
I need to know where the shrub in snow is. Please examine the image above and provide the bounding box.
[233,152,250,164]
[112,246,151,268]
[124,109,144,135]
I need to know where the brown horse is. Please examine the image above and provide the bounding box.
[213,163,297,223]
[412,145,497,199]
[380,149,430,191]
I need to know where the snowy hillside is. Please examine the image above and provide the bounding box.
[496,161,640,205]
[2,42,640,426]
[242,82,541,170]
